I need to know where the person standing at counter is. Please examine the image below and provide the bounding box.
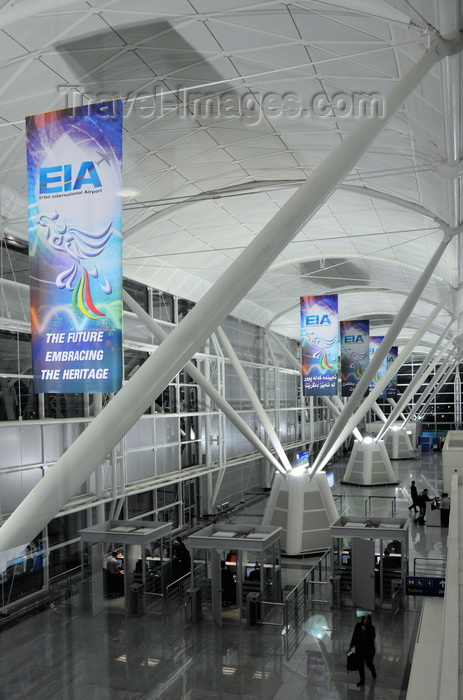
[440,493,450,527]
[414,489,433,525]
[105,551,124,596]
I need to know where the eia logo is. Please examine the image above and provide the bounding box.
[39,161,102,194]
[305,314,331,325]
[343,335,364,343]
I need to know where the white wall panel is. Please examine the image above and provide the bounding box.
[0,468,42,515]
[156,444,179,476]
[126,416,154,449]
[19,425,42,465]
[126,450,155,484]
[42,423,65,462]
[155,416,179,445]
[0,427,22,468]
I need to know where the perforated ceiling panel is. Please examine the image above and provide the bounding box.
[0,0,461,354]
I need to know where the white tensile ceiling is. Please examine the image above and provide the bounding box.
[0,0,461,354]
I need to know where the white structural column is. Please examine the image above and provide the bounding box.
[371,403,388,423]
[312,283,455,474]
[387,399,407,422]
[0,36,457,551]
[325,396,363,442]
[216,327,292,472]
[414,359,457,421]
[376,328,453,441]
[123,291,288,478]
[401,352,456,429]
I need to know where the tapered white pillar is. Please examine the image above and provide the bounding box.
[343,438,397,486]
[0,35,458,551]
[263,471,338,554]
[384,428,413,459]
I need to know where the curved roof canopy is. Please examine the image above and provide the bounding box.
[0,0,461,355]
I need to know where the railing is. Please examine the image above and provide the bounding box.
[333,494,397,518]
[165,572,191,613]
[144,591,165,616]
[365,495,397,517]
[49,565,81,605]
[259,600,285,629]
[284,549,331,660]
[413,557,447,577]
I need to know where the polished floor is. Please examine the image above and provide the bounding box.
[0,451,449,700]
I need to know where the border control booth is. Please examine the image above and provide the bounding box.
[80,519,172,617]
[189,524,282,628]
[331,516,409,610]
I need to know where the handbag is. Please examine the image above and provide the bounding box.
[346,648,359,672]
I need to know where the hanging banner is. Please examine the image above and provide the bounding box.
[369,336,387,394]
[300,294,338,396]
[340,320,370,397]
[27,101,123,394]
[386,346,398,399]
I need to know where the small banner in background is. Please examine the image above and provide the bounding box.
[340,319,370,397]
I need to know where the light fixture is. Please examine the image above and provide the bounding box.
[119,187,139,198]
[291,465,307,476]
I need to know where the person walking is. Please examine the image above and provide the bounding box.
[408,480,419,513]
[349,614,376,687]
[414,489,433,525]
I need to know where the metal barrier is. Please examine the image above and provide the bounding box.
[142,591,164,616]
[365,495,397,518]
[284,550,332,660]
[165,572,191,613]
[49,565,81,605]
[259,600,285,629]
[391,578,403,616]
[332,494,397,518]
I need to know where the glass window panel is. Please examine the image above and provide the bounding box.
[48,512,87,546]
[1,239,30,285]
[151,290,174,323]
[123,278,148,312]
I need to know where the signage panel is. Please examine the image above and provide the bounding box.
[369,336,387,395]
[386,346,398,399]
[405,576,446,597]
[300,294,338,396]
[27,101,123,393]
[340,319,369,397]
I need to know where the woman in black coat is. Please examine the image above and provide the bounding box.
[349,614,376,686]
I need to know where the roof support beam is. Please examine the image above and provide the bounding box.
[122,290,288,478]
[216,327,292,473]
[376,321,453,440]
[405,354,457,426]
[0,35,455,550]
